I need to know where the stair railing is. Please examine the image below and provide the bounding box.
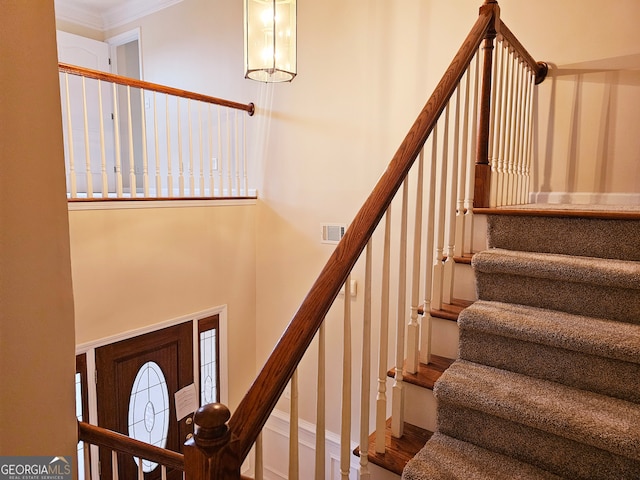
[78,420,184,479]
[185,2,546,479]
[75,2,547,479]
[58,63,255,200]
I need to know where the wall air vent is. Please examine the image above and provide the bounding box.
[321,224,346,244]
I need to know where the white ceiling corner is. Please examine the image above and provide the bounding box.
[55,0,184,32]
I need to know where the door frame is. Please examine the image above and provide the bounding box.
[75,305,228,479]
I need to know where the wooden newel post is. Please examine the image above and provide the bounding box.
[474,0,500,208]
[184,403,242,480]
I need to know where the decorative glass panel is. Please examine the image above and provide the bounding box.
[75,372,85,480]
[200,328,217,405]
[128,361,170,473]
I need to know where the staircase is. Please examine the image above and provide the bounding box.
[402,205,640,479]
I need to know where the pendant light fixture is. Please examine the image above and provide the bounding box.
[244,0,297,82]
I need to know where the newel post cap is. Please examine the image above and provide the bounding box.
[192,403,231,451]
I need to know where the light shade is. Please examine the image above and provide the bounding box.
[244,0,297,82]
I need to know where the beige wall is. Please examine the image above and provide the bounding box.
[497,0,640,199]
[69,203,257,410]
[0,0,77,458]
[57,0,640,441]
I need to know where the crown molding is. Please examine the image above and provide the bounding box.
[55,0,104,31]
[55,0,183,32]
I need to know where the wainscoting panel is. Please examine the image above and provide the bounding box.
[262,409,359,479]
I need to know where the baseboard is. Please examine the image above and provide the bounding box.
[260,409,361,479]
[529,191,640,205]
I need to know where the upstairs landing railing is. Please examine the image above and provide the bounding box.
[77,2,547,479]
[59,63,255,200]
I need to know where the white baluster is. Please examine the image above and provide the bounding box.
[289,370,299,480]
[198,102,205,196]
[136,458,143,480]
[315,323,326,479]
[112,83,123,198]
[139,90,149,197]
[153,92,161,197]
[111,451,118,480]
[97,80,108,197]
[432,105,450,311]
[178,99,185,196]
[81,76,93,197]
[505,48,517,205]
[524,69,535,204]
[455,67,471,253]
[511,57,525,204]
[255,433,264,480]
[217,106,223,196]
[226,109,232,196]
[421,131,438,365]
[82,442,90,480]
[340,273,352,480]
[391,179,408,439]
[235,111,241,196]
[243,113,248,196]
[407,151,424,374]
[208,104,215,197]
[187,100,195,196]
[489,40,505,208]
[166,95,173,197]
[359,241,372,480]
[464,52,480,254]
[126,86,136,198]
[375,208,391,454]
[63,73,77,198]
[442,86,461,306]
[496,42,510,207]
[161,466,167,480]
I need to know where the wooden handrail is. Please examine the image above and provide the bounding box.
[498,21,548,84]
[58,62,255,116]
[225,7,495,464]
[77,421,185,471]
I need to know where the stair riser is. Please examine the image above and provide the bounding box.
[452,262,476,301]
[437,402,640,480]
[404,383,437,432]
[487,215,640,261]
[459,330,640,403]
[475,272,640,324]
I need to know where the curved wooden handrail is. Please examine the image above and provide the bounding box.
[78,421,185,471]
[498,21,548,84]
[58,62,255,116]
[226,7,495,462]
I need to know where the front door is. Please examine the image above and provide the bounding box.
[95,322,193,479]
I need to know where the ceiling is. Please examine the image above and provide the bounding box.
[55,0,182,31]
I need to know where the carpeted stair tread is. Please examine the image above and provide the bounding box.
[472,249,640,290]
[403,432,562,480]
[434,360,640,461]
[472,249,640,323]
[458,301,640,402]
[485,213,640,261]
[436,403,640,480]
[459,300,640,364]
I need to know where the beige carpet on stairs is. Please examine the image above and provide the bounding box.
[403,209,640,480]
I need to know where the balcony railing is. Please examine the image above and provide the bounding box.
[59,63,255,200]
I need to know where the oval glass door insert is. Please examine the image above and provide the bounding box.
[128,361,170,472]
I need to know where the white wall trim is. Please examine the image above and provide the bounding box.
[261,409,360,480]
[529,191,640,206]
[68,197,257,211]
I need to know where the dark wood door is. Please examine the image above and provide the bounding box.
[96,322,193,479]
